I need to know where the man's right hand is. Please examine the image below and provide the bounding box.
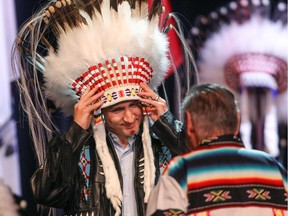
[73,87,104,130]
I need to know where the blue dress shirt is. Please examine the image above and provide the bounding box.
[108,131,137,216]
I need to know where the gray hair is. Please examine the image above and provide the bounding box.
[181,83,239,140]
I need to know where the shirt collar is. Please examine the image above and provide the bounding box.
[199,134,244,147]
[107,130,138,149]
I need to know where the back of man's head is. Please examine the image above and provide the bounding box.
[182,83,239,141]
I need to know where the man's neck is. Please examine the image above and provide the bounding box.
[108,131,136,149]
[118,136,129,148]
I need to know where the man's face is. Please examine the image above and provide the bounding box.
[102,100,143,139]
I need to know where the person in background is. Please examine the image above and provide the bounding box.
[146,83,287,216]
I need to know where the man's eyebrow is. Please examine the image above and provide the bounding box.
[130,101,141,106]
[110,106,124,111]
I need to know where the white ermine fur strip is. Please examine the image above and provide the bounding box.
[93,123,122,216]
[142,116,155,202]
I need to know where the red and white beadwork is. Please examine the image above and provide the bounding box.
[71,56,153,108]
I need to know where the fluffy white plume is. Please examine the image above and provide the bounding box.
[44,1,169,115]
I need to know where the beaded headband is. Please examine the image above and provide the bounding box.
[71,56,154,108]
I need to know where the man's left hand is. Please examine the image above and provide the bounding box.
[138,82,168,122]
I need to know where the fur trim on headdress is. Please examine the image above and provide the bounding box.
[142,116,155,202]
[93,121,122,215]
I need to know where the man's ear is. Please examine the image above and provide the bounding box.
[234,112,241,136]
[184,110,199,148]
[185,110,194,137]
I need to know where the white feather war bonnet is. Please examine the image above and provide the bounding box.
[14,0,172,214]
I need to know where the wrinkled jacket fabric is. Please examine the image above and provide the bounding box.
[31,111,188,216]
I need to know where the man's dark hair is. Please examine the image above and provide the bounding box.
[181,83,239,140]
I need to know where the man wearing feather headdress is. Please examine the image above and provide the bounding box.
[13,0,190,215]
